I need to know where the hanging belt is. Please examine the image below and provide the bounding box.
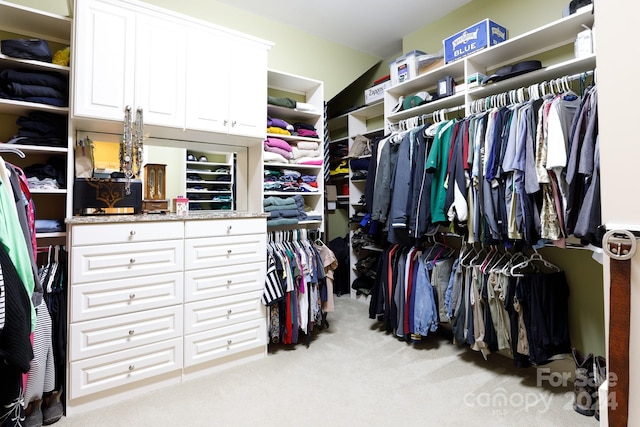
[603,229,637,427]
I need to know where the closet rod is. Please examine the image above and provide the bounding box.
[470,70,595,113]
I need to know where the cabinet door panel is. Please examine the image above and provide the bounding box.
[72,240,184,284]
[184,217,265,238]
[69,338,182,399]
[73,0,134,121]
[135,11,186,127]
[184,291,264,334]
[184,263,264,303]
[71,271,184,322]
[184,319,266,367]
[72,221,183,246]
[185,25,230,133]
[70,305,183,361]
[228,37,268,138]
[184,234,265,270]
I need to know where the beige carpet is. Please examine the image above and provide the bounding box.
[57,296,598,427]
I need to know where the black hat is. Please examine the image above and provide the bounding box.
[481,60,542,85]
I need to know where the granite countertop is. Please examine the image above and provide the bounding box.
[66,211,268,224]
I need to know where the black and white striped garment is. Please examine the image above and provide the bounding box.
[24,299,56,404]
[261,253,284,306]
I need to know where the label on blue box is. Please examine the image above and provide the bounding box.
[443,19,507,63]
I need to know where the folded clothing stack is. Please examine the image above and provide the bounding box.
[8,111,67,147]
[267,116,293,136]
[0,68,68,107]
[264,137,293,162]
[264,195,305,226]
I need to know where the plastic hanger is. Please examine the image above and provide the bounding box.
[0,146,26,158]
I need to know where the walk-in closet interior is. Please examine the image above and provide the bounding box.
[0,0,636,425]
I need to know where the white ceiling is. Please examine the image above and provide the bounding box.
[215,0,472,58]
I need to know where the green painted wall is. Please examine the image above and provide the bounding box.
[15,0,380,100]
[402,0,570,55]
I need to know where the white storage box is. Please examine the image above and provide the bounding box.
[390,50,426,86]
[364,79,391,104]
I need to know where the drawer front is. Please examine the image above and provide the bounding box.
[184,234,265,270]
[184,263,264,303]
[184,318,266,367]
[184,218,265,238]
[70,305,183,361]
[69,337,182,399]
[184,291,265,335]
[71,221,183,246]
[70,272,184,322]
[71,240,184,284]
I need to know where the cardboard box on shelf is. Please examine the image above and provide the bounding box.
[364,79,391,104]
[443,19,507,63]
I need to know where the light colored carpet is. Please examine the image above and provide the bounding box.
[57,296,598,427]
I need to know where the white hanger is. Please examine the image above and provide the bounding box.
[0,146,26,158]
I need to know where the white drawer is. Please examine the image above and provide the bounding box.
[70,305,183,361]
[71,239,183,284]
[71,221,183,246]
[184,263,264,303]
[70,272,183,322]
[69,337,182,399]
[184,318,266,367]
[184,218,265,238]
[184,234,265,270]
[184,291,265,335]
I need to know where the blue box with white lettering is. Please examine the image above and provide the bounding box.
[443,19,507,64]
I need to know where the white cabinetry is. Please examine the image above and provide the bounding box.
[72,0,135,122]
[67,216,268,413]
[183,218,267,375]
[73,0,186,127]
[67,220,185,413]
[186,25,268,138]
[265,70,325,230]
[73,0,271,138]
[0,1,72,238]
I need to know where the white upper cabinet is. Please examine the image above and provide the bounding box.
[73,0,271,138]
[134,10,187,128]
[185,26,268,138]
[73,0,134,122]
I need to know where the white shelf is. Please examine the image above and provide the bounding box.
[466,6,595,69]
[0,53,70,75]
[265,133,321,143]
[5,144,68,154]
[0,98,69,116]
[36,231,66,239]
[387,92,466,123]
[29,188,67,194]
[0,0,72,44]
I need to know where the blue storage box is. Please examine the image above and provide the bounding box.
[443,19,507,63]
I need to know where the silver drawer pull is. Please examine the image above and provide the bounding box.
[226,279,232,288]
[128,329,135,336]
[232,120,237,127]
[227,309,232,315]
[128,365,135,371]
[130,258,136,264]
[227,249,232,255]
[129,293,136,299]
[130,230,136,236]
[227,225,232,231]
[227,339,232,346]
